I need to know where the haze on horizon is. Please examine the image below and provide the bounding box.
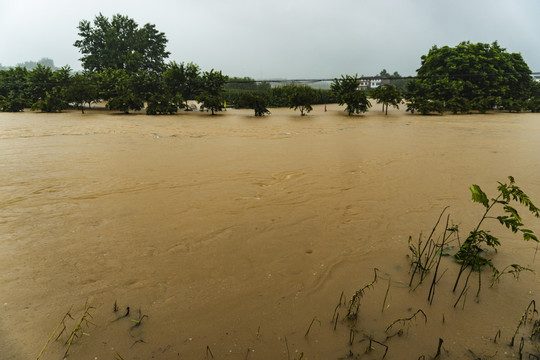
[1,0,539,79]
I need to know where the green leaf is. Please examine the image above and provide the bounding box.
[470,184,489,208]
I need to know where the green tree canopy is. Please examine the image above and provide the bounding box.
[66,72,99,113]
[163,61,201,105]
[406,41,533,114]
[370,84,402,115]
[101,69,144,113]
[331,74,371,115]
[74,13,170,74]
[284,84,317,116]
[238,93,270,116]
[0,66,29,111]
[197,69,228,115]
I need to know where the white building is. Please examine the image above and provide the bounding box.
[358,78,384,89]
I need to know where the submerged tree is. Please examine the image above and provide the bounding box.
[0,66,29,112]
[197,69,228,115]
[103,69,144,113]
[284,84,316,116]
[66,72,99,113]
[29,65,71,112]
[370,84,402,115]
[238,93,270,116]
[331,74,371,115]
[163,61,201,108]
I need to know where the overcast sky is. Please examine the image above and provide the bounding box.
[1,0,539,79]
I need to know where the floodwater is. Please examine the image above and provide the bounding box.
[2,104,540,359]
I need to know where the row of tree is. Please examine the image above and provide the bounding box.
[1,13,539,116]
[0,62,229,114]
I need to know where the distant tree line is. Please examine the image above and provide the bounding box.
[0,14,538,117]
[0,58,59,71]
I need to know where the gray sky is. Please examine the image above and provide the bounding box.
[1,0,539,79]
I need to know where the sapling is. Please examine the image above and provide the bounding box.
[453,177,540,298]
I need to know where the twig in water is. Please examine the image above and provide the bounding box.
[385,309,427,334]
[304,316,321,337]
[131,308,148,328]
[349,329,356,346]
[434,338,443,359]
[454,269,473,308]
[365,335,388,359]
[130,339,146,348]
[332,291,344,323]
[511,300,537,346]
[346,268,378,322]
[382,277,391,312]
[206,345,214,359]
[428,214,451,304]
[494,329,501,343]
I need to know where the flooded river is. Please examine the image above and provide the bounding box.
[2,105,540,359]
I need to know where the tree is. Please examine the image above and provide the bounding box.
[29,65,71,112]
[74,13,170,74]
[370,84,402,115]
[238,93,270,116]
[408,41,533,114]
[196,69,228,115]
[0,66,29,111]
[376,69,409,88]
[102,69,144,113]
[141,70,183,115]
[66,72,99,113]
[527,81,540,113]
[285,84,316,116]
[163,61,201,108]
[331,74,371,115]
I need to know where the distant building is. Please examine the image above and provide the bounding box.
[358,78,390,89]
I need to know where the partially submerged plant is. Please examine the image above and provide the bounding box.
[453,177,540,298]
[408,207,455,290]
[346,268,378,323]
[64,301,96,358]
[384,309,427,336]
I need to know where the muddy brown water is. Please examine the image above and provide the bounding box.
[2,104,540,359]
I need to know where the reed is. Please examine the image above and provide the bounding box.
[408,208,450,289]
[36,307,73,360]
[64,301,96,358]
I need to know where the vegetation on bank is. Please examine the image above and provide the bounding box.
[0,14,539,116]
